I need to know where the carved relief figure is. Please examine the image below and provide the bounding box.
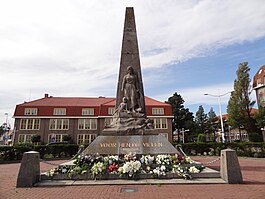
[121,66,140,112]
[113,97,128,117]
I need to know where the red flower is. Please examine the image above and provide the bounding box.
[108,163,119,172]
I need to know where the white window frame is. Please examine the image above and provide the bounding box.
[78,119,97,130]
[53,108,66,115]
[20,119,40,130]
[152,108,165,115]
[153,118,167,129]
[48,134,68,143]
[77,134,97,145]
[18,134,35,143]
[82,108,94,116]
[108,107,115,115]
[24,108,38,115]
[49,119,69,130]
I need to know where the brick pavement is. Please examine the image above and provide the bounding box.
[0,157,264,199]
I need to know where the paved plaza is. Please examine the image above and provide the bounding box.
[0,156,264,199]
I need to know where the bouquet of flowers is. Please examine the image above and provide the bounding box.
[152,165,167,176]
[118,160,141,178]
[124,152,136,161]
[140,155,155,165]
[91,162,106,177]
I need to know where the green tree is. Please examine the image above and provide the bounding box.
[207,107,218,141]
[31,135,41,144]
[227,62,256,141]
[166,92,195,142]
[208,107,217,119]
[195,105,208,135]
[253,106,265,142]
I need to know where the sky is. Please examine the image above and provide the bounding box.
[1,0,265,127]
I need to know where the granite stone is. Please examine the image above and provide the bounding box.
[82,135,180,155]
[17,151,40,187]
[116,7,146,114]
[220,149,243,184]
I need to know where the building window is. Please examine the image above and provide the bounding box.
[53,108,66,115]
[78,119,97,130]
[153,118,167,129]
[49,119,69,130]
[104,118,113,126]
[48,134,68,143]
[77,134,97,145]
[24,108,38,115]
[108,107,115,115]
[18,134,35,143]
[20,119,40,130]
[152,108,164,115]
[82,108,94,116]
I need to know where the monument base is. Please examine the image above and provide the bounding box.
[82,135,181,155]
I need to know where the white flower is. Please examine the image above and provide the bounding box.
[189,166,200,173]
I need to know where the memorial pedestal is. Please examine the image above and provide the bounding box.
[82,135,181,155]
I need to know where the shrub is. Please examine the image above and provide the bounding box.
[0,144,79,161]
[197,134,206,142]
[62,135,71,142]
[32,135,41,143]
[174,142,264,158]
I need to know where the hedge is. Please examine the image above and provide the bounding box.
[175,142,265,158]
[1,142,264,161]
[0,144,79,161]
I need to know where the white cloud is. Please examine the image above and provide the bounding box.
[151,83,234,105]
[0,0,265,125]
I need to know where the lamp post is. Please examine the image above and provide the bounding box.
[204,92,231,143]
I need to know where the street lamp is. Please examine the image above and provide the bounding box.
[204,92,231,143]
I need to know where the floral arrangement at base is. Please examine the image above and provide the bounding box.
[45,152,204,180]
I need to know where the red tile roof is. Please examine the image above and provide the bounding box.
[18,96,170,107]
[18,97,115,107]
[14,96,172,117]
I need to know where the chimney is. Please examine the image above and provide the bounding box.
[44,93,49,98]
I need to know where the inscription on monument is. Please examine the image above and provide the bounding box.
[82,135,179,155]
[99,142,163,148]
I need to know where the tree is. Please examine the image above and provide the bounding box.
[207,107,218,141]
[195,105,208,135]
[253,106,265,142]
[166,92,195,142]
[227,62,256,140]
[31,135,41,144]
[208,107,217,119]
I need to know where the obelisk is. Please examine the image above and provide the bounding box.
[116,7,146,115]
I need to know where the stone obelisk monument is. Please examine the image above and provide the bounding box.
[82,7,181,155]
[116,7,146,115]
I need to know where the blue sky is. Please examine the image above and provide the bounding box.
[144,37,265,114]
[1,0,265,126]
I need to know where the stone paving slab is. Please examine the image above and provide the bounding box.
[1,157,264,199]
[35,178,226,187]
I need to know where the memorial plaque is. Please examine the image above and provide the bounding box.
[82,135,179,155]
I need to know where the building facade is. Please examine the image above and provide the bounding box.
[253,65,265,107]
[13,94,173,145]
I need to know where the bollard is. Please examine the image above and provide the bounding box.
[16,151,40,188]
[220,149,243,184]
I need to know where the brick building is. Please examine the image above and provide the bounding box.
[13,94,173,144]
[253,65,265,107]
